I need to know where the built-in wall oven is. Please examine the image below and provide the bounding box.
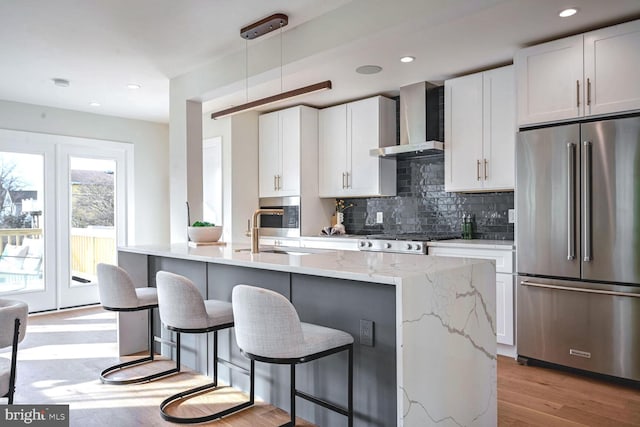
[258,196,300,237]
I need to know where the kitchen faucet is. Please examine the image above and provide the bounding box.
[251,208,284,253]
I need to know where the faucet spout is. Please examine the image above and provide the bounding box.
[251,208,284,253]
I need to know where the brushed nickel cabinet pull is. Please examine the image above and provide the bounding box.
[346,172,350,188]
[576,80,580,107]
[587,78,591,106]
[483,159,488,180]
[274,175,277,191]
[342,172,346,189]
[477,160,481,181]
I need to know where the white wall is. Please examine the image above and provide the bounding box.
[0,99,170,245]
[203,112,259,244]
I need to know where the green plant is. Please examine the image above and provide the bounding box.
[191,221,215,227]
[335,199,354,213]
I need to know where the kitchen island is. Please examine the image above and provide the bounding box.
[117,244,496,426]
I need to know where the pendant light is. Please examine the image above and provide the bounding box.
[211,13,331,120]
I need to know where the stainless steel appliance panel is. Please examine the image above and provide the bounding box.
[581,117,640,285]
[517,276,640,381]
[258,196,300,237]
[516,124,581,278]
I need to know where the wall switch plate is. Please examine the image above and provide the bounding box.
[508,209,515,224]
[376,212,383,223]
[360,319,374,347]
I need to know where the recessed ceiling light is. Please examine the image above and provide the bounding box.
[356,65,382,75]
[559,8,578,17]
[400,56,415,63]
[127,83,141,89]
[52,78,70,87]
[89,101,101,107]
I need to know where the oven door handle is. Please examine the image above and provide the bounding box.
[520,280,640,298]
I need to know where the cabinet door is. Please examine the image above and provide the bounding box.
[496,273,514,345]
[445,73,483,192]
[585,20,640,117]
[259,112,281,197]
[348,97,380,196]
[483,66,515,191]
[319,104,348,197]
[515,35,583,126]
[279,107,300,196]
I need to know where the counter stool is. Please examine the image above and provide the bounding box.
[0,298,28,404]
[97,263,179,385]
[232,284,354,427]
[156,271,254,424]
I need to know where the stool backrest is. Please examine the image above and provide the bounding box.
[97,263,139,309]
[0,299,28,348]
[156,271,209,330]
[232,285,304,358]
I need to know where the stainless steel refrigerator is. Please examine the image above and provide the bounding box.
[516,115,640,381]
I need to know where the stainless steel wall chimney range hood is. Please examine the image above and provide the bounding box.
[371,81,444,157]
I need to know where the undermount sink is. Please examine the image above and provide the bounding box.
[235,248,312,256]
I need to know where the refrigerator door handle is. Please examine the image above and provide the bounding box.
[583,141,592,262]
[521,280,640,298]
[567,143,576,260]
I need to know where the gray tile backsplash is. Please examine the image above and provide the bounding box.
[341,154,514,240]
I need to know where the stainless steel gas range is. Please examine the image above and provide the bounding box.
[357,234,460,255]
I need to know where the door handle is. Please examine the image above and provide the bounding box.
[583,141,592,262]
[476,160,481,181]
[521,281,640,298]
[483,159,488,180]
[567,143,576,260]
[277,175,281,190]
[346,172,350,189]
[576,80,580,108]
[274,175,277,191]
[587,78,591,106]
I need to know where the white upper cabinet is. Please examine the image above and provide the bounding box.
[259,106,312,198]
[445,65,515,192]
[585,20,640,117]
[319,96,396,198]
[516,19,640,126]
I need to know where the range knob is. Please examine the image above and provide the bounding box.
[384,243,392,249]
[406,243,413,250]
[415,244,422,251]
[359,241,366,247]
[367,241,373,248]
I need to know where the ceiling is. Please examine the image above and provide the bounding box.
[2,0,640,124]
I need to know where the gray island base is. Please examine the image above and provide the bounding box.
[117,244,496,426]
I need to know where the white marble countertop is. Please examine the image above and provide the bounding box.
[427,238,515,250]
[119,243,492,286]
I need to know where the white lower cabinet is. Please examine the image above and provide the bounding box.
[428,244,515,355]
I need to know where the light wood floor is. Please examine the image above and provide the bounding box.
[3,306,640,426]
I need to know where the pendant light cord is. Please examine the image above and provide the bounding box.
[245,38,248,103]
[280,22,283,93]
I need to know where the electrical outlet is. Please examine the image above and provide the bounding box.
[508,209,515,224]
[376,212,383,223]
[360,319,374,347]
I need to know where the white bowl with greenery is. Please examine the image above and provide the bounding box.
[187,221,222,242]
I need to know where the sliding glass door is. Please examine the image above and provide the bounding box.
[0,139,56,312]
[58,145,129,309]
[0,129,132,312]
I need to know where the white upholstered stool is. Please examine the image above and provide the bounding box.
[97,263,179,384]
[232,284,354,427]
[156,271,254,424]
[0,298,28,404]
